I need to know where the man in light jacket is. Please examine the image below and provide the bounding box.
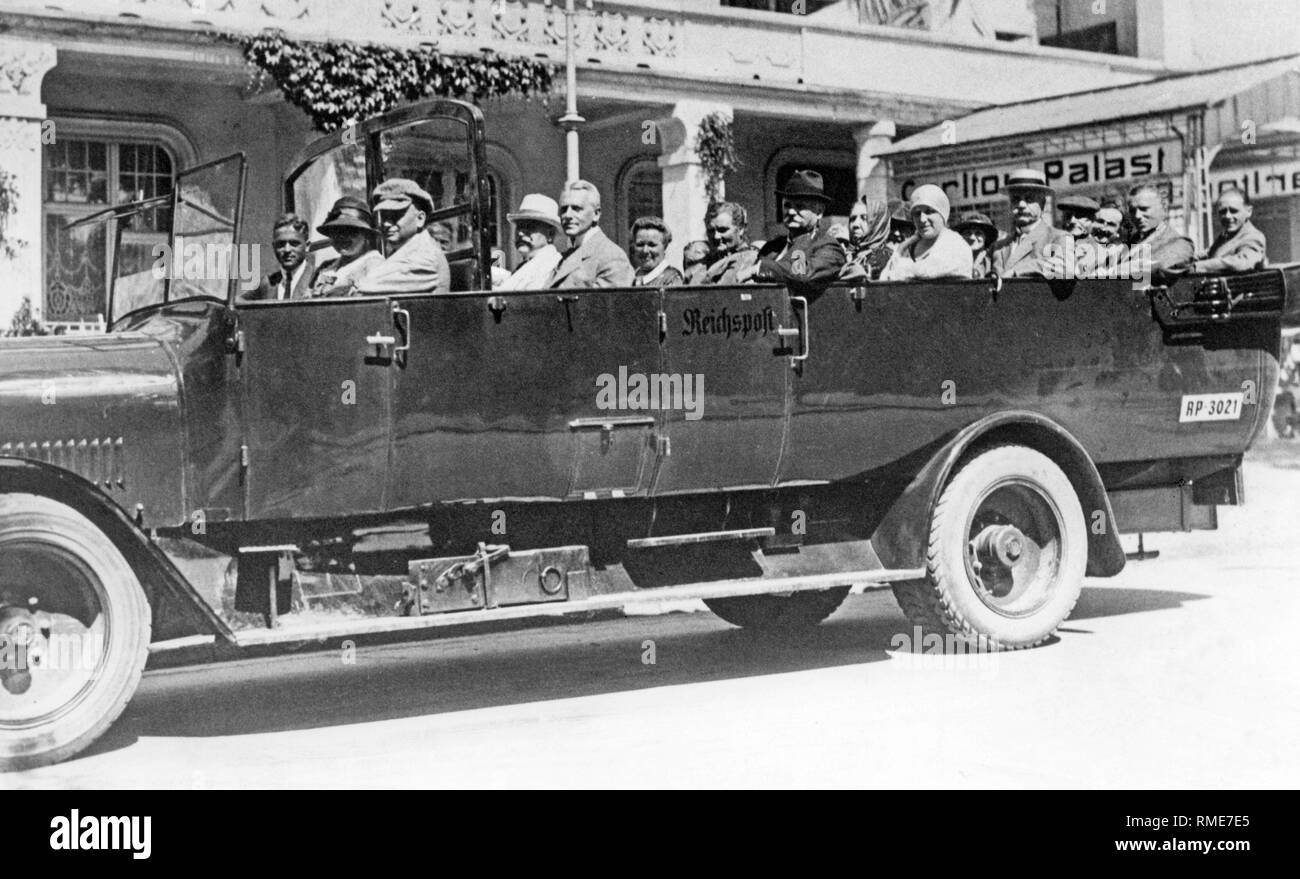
[548,180,633,288]
[1193,188,1267,273]
[355,178,450,295]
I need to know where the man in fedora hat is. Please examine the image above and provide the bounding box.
[548,180,633,288]
[355,178,450,295]
[992,168,1073,278]
[308,195,384,298]
[499,193,565,291]
[738,169,845,295]
[953,211,998,279]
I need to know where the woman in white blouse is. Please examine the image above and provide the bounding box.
[879,184,974,281]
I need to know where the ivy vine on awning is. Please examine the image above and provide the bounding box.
[229,31,557,133]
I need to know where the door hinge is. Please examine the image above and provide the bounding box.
[240,444,249,468]
[655,435,671,457]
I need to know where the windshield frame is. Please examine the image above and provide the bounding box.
[283,99,490,294]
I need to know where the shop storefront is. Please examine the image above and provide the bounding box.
[883,54,1300,263]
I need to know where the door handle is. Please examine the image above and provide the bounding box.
[393,305,411,353]
[775,296,809,367]
[366,333,396,346]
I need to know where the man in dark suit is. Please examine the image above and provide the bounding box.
[1119,181,1194,281]
[1193,188,1267,273]
[548,180,633,288]
[243,213,315,301]
[737,169,845,297]
[992,169,1073,278]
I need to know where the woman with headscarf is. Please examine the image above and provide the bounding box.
[836,197,893,281]
[879,184,973,281]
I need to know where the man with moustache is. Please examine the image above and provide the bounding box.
[547,180,633,288]
[737,169,845,296]
[992,169,1073,278]
[497,193,564,291]
[1192,188,1267,273]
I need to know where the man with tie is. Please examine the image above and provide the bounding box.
[1192,188,1267,273]
[991,169,1073,278]
[547,180,633,289]
[244,214,314,301]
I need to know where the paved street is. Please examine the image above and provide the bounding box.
[8,445,1300,789]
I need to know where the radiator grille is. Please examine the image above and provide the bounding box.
[0,437,126,490]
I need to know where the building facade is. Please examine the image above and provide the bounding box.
[0,0,1286,328]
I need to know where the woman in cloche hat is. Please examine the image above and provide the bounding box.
[309,196,384,298]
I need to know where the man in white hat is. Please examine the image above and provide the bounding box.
[355,178,450,295]
[498,193,565,291]
[992,168,1073,278]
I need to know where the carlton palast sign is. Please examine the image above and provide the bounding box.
[896,141,1184,204]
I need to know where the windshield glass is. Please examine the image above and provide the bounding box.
[377,116,475,256]
[289,140,367,263]
[111,153,246,321]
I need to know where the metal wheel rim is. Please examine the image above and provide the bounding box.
[0,538,111,729]
[962,477,1065,618]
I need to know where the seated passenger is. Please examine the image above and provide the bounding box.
[738,170,846,296]
[1056,195,1100,239]
[992,169,1073,278]
[498,193,564,292]
[1071,205,1126,277]
[1118,181,1194,280]
[682,239,711,285]
[549,180,634,288]
[835,197,894,282]
[430,221,454,252]
[243,213,314,301]
[703,202,758,285]
[879,185,973,281]
[887,199,914,244]
[308,197,384,298]
[629,216,685,287]
[1193,188,1266,273]
[952,211,998,279]
[354,178,450,295]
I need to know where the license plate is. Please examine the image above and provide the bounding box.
[1179,392,1244,422]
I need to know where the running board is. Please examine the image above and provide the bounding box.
[627,527,776,549]
[229,567,925,648]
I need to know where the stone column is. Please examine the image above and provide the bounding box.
[852,119,895,204]
[654,100,732,271]
[0,38,57,328]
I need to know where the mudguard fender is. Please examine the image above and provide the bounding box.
[0,458,232,642]
[869,410,1126,578]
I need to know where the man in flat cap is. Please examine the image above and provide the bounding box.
[738,169,845,296]
[992,168,1073,278]
[548,180,633,288]
[1057,194,1099,240]
[355,178,450,295]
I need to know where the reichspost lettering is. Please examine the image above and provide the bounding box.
[680,305,776,340]
[49,809,151,859]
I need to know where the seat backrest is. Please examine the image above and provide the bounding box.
[448,256,478,292]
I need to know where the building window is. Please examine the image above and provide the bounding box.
[617,157,663,248]
[43,134,178,324]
